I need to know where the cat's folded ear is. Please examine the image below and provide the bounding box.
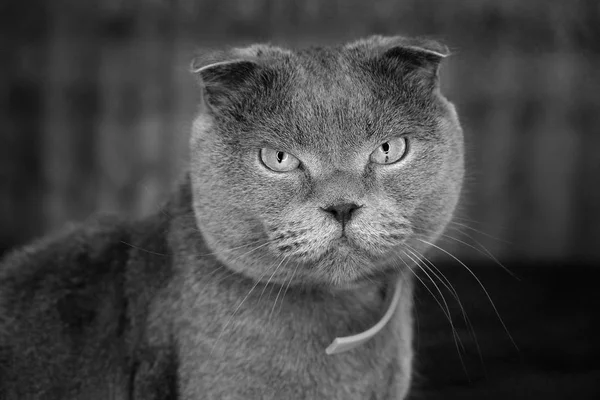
[346,35,450,88]
[190,45,288,112]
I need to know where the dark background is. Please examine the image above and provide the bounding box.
[1,0,599,264]
[1,2,600,398]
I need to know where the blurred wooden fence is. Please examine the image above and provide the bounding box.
[1,0,599,262]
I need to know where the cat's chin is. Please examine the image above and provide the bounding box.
[306,241,402,289]
[334,267,398,291]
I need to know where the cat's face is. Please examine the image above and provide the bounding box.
[189,36,464,288]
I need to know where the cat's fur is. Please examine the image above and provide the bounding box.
[0,36,464,399]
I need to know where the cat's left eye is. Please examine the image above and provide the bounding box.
[260,148,300,172]
[370,137,408,165]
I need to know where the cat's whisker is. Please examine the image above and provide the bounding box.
[277,262,300,317]
[259,255,289,302]
[265,257,292,311]
[405,245,473,336]
[402,250,454,327]
[417,238,519,353]
[450,214,493,227]
[391,250,470,380]
[269,258,294,322]
[211,268,240,286]
[209,257,284,357]
[202,264,227,281]
[224,241,273,269]
[439,231,519,280]
[405,244,486,375]
[196,239,273,259]
[203,242,277,286]
[405,245,461,304]
[447,221,512,245]
[404,247,463,321]
[119,240,171,256]
[401,250,468,367]
[392,251,463,350]
[414,223,519,281]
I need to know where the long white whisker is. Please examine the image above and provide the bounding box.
[196,239,274,259]
[269,258,295,321]
[403,250,455,328]
[209,257,285,357]
[447,221,511,244]
[268,259,297,321]
[405,244,485,374]
[394,251,469,377]
[277,262,300,317]
[441,231,519,280]
[417,238,519,352]
[259,255,288,302]
[402,249,468,373]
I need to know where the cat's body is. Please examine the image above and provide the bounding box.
[0,36,464,399]
[0,185,410,399]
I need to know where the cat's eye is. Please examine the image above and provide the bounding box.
[260,148,300,172]
[369,137,408,165]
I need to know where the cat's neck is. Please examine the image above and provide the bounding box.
[163,187,413,398]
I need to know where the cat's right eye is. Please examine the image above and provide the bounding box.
[260,148,300,172]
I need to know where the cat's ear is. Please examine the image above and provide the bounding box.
[346,35,450,87]
[190,54,260,112]
[190,45,288,112]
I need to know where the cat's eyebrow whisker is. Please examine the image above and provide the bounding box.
[416,238,519,353]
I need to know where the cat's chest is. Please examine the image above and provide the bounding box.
[173,277,411,399]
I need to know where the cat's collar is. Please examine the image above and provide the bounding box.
[325,277,402,355]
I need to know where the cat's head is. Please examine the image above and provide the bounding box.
[189,36,464,288]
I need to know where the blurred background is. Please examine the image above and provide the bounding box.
[1,0,599,263]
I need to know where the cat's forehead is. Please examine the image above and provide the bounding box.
[258,50,417,151]
[206,40,447,155]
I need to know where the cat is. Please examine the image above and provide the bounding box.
[0,35,464,399]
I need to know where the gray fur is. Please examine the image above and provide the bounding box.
[0,36,464,399]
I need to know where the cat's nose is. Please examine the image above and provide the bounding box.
[321,203,361,227]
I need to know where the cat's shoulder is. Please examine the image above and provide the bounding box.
[0,216,131,301]
[0,212,175,398]
[0,211,172,331]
